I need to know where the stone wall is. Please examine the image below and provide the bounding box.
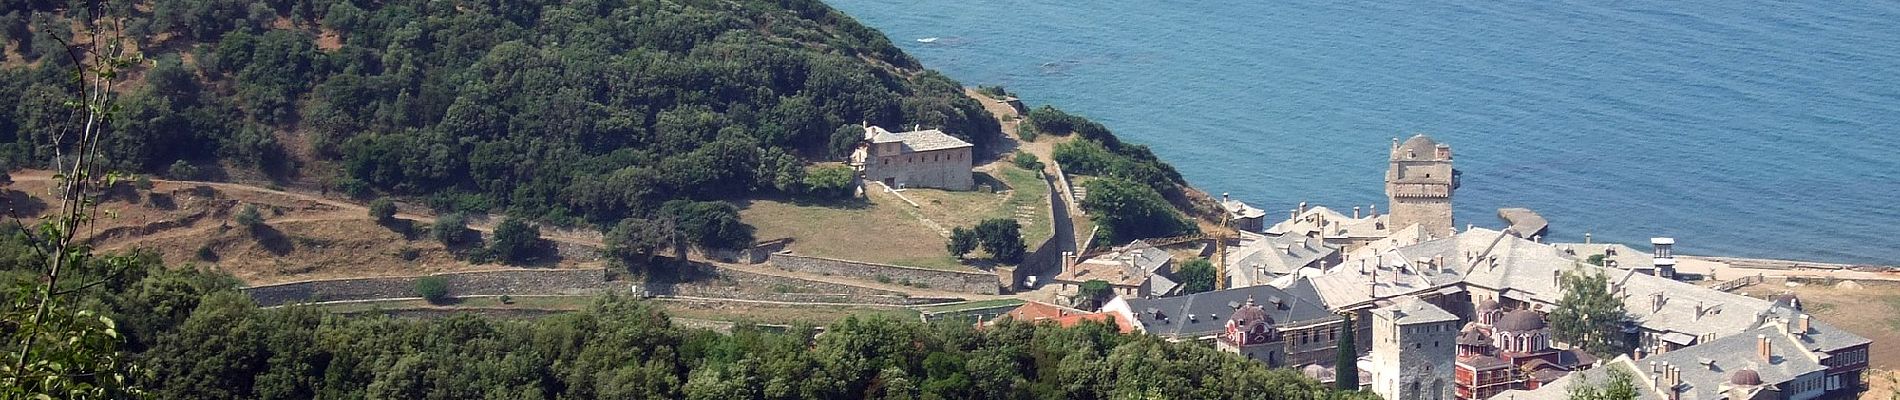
[244,268,611,307]
[769,253,1001,295]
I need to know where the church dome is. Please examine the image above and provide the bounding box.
[1496,310,1547,332]
[1457,329,1491,346]
[1478,299,1500,312]
[1230,303,1274,328]
[1729,369,1763,386]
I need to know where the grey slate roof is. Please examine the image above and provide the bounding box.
[1124,285,1338,340]
[1291,228,1868,353]
[1497,321,1841,400]
[1225,232,1337,287]
[868,126,973,153]
[1372,296,1457,325]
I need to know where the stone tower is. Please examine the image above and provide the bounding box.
[1386,134,1457,236]
[1369,297,1457,400]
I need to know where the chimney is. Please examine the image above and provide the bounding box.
[1652,293,1665,312]
[1756,334,1771,362]
[1553,270,1562,285]
[1354,206,1362,219]
[1668,367,1683,400]
[1280,244,1293,255]
[1290,209,1299,220]
[1434,255,1446,272]
[1694,302,1705,320]
[1531,235,1542,243]
[1370,204,1378,217]
[1584,232,1593,244]
[1062,251,1076,271]
[1798,314,1811,334]
[1222,192,1230,203]
[1299,201,1308,215]
[1436,144,1451,160]
[1392,137,1400,150]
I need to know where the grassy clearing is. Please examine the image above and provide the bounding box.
[902,163,1054,250]
[739,196,969,270]
[915,298,1025,314]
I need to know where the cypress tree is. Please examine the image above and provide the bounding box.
[1334,312,1359,390]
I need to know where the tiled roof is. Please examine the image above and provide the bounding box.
[867,125,973,153]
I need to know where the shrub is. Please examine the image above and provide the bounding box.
[1017,122,1040,142]
[1012,152,1043,171]
[875,275,892,284]
[195,245,217,261]
[134,175,154,190]
[433,213,469,245]
[235,204,264,228]
[167,160,199,180]
[498,294,513,304]
[490,217,543,264]
[368,198,398,223]
[398,247,421,261]
[415,276,449,304]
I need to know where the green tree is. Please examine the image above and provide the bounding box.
[414,277,449,304]
[1548,267,1633,356]
[1076,280,1111,308]
[2,5,150,396]
[490,217,544,264]
[367,198,397,223]
[974,218,1025,263]
[1335,312,1359,390]
[659,200,755,252]
[605,218,671,269]
[1176,258,1216,294]
[1565,367,1638,400]
[166,160,198,180]
[1078,178,1193,243]
[947,227,978,258]
[433,213,470,245]
[802,164,857,199]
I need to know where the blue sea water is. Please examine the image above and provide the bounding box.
[825,0,1900,265]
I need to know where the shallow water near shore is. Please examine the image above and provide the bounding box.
[827,0,1900,265]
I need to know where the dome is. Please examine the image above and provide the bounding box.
[1457,329,1491,346]
[1478,299,1500,312]
[1394,134,1446,160]
[1729,369,1763,386]
[1495,310,1547,332]
[1229,304,1274,328]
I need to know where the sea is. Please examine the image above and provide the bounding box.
[825,0,1900,265]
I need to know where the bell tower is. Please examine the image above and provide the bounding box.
[1385,134,1457,236]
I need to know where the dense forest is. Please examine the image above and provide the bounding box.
[0,225,1374,399]
[0,0,999,229]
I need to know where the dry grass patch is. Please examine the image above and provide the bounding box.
[738,197,965,270]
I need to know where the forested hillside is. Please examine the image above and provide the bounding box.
[0,220,1373,399]
[0,0,999,226]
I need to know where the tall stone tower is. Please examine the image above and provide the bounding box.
[1369,297,1457,400]
[1386,134,1457,236]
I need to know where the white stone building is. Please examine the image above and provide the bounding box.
[851,125,975,190]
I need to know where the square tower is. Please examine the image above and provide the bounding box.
[1386,134,1457,237]
[1370,297,1458,400]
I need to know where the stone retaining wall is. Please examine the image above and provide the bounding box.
[769,254,1000,295]
[245,269,610,307]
